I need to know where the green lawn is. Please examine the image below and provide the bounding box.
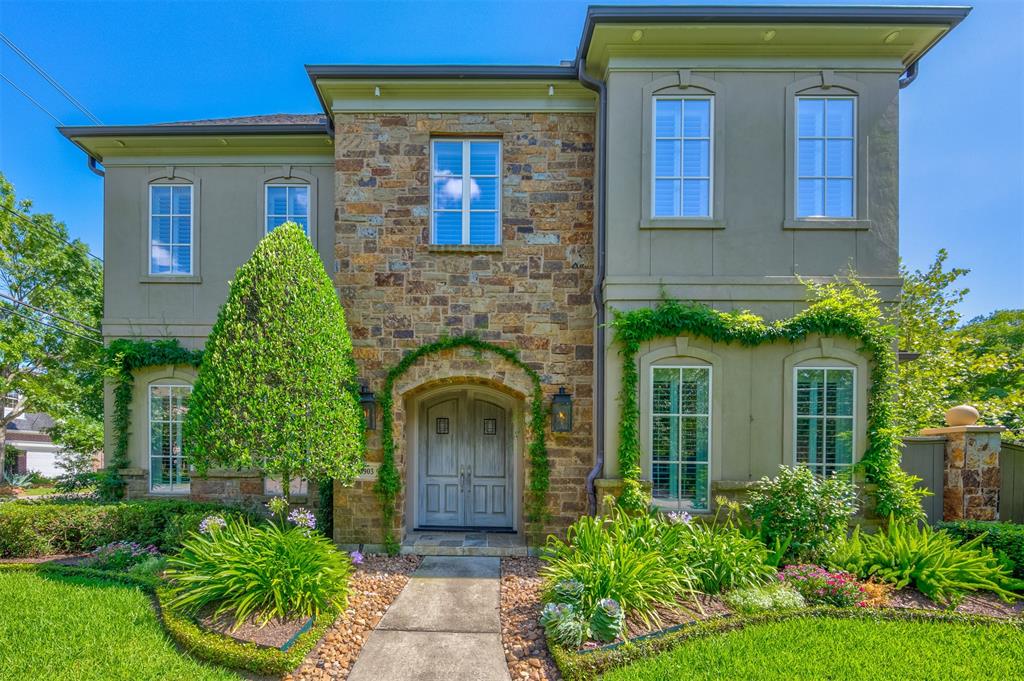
[602,616,1024,681]
[0,570,238,681]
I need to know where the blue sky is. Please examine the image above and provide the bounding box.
[1,0,1021,320]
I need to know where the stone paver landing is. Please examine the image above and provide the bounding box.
[347,556,511,681]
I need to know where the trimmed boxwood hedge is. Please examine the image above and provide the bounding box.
[0,499,257,558]
[549,607,1024,681]
[939,520,1024,579]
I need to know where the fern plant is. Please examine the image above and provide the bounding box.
[830,518,1021,605]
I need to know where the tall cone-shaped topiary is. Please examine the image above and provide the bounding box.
[182,222,364,500]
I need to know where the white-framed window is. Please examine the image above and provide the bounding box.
[149,384,191,494]
[652,97,713,218]
[430,139,501,245]
[796,97,855,218]
[266,184,310,235]
[794,367,855,477]
[149,184,193,275]
[650,365,711,512]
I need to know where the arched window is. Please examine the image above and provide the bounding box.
[650,361,712,512]
[265,183,310,235]
[793,362,856,477]
[148,382,192,494]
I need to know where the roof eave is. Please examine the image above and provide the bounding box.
[58,123,328,138]
[575,4,973,63]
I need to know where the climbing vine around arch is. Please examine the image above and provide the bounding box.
[374,335,550,550]
[100,338,204,500]
[610,279,927,520]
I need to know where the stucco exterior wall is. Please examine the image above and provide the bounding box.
[602,332,872,489]
[330,111,596,543]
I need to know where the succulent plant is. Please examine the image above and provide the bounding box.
[539,602,588,649]
[552,578,585,607]
[589,598,624,643]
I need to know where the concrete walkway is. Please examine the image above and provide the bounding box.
[348,556,511,681]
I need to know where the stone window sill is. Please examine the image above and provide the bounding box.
[139,275,203,284]
[782,218,871,231]
[427,244,502,254]
[639,218,725,230]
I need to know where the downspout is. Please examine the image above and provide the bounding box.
[87,156,104,177]
[577,57,607,515]
[898,62,919,89]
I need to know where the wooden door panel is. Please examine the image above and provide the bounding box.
[419,397,461,526]
[468,397,512,527]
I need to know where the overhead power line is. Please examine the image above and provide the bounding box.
[0,204,103,263]
[0,291,100,334]
[0,72,64,125]
[0,32,101,125]
[0,304,102,345]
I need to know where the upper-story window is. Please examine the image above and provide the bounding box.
[794,366,855,477]
[266,184,310,235]
[430,139,501,246]
[796,97,855,218]
[149,184,192,275]
[653,97,713,218]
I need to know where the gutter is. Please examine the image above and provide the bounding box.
[58,123,328,138]
[576,58,607,516]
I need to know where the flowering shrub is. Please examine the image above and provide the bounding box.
[778,564,865,608]
[723,584,806,615]
[198,515,226,535]
[88,541,161,571]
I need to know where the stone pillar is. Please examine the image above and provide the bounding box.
[920,406,1004,521]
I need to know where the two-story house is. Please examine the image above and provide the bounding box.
[60,4,968,549]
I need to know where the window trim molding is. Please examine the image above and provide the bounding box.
[147,380,192,495]
[429,138,503,247]
[638,337,723,513]
[782,338,868,471]
[140,169,201,283]
[257,167,318,246]
[640,72,726,230]
[783,73,871,231]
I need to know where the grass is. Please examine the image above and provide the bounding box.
[602,616,1024,681]
[0,570,238,681]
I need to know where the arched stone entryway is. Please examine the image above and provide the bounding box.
[392,346,534,535]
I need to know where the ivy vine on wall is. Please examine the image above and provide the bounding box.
[375,335,550,549]
[100,339,203,500]
[610,281,927,520]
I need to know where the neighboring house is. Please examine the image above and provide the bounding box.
[2,397,88,479]
[59,4,968,547]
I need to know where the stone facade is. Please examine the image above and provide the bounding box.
[330,112,596,545]
[919,426,1004,521]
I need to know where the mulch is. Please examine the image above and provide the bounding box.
[198,608,311,649]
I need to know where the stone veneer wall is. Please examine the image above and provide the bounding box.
[330,112,596,545]
[919,425,1003,521]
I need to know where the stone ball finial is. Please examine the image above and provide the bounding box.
[945,404,980,427]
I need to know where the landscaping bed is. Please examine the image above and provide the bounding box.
[286,554,422,680]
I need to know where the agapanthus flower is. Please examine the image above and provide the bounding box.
[198,515,226,535]
[667,510,692,525]
[288,508,317,535]
[266,496,288,516]
[350,550,364,565]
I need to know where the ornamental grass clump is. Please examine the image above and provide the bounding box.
[165,518,352,629]
[829,519,1021,606]
[541,506,698,629]
[777,564,865,608]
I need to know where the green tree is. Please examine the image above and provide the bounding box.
[182,223,364,500]
[951,310,1024,441]
[894,250,970,434]
[0,172,103,480]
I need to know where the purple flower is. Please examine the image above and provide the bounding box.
[198,515,226,535]
[350,550,364,565]
[288,508,317,534]
[667,511,692,525]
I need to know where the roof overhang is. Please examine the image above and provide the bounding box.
[58,123,332,162]
[307,65,594,114]
[578,4,971,76]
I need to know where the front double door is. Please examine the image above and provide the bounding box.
[417,390,513,530]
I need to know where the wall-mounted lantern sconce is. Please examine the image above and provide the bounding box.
[551,387,573,433]
[359,382,377,430]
